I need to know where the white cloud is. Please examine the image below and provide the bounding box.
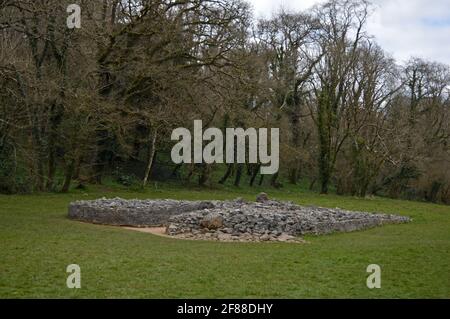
[367,0,450,65]
[247,0,450,65]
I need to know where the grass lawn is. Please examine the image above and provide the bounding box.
[0,184,449,298]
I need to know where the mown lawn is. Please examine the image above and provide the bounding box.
[0,184,449,298]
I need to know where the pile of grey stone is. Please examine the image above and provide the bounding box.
[68,193,410,243]
[166,195,410,242]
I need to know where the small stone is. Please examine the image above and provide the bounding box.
[166,224,178,235]
[278,233,296,242]
[200,213,224,230]
[256,192,269,203]
[217,233,233,241]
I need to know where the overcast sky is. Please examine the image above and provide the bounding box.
[247,0,450,65]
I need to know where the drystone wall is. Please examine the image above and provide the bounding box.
[68,198,214,226]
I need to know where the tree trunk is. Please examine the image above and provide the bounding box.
[234,164,243,187]
[219,164,234,184]
[142,127,158,188]
[258,174,265,186]
[46,151,56,190]
[46,101,64,190]
[73,155,82,180]
[309,177,316,190]
[317,102,331,194]
[61,160,75,193]
[319,170,330,194]
[171,164,182,178]
[36,154,46,191]
[270,172,279,187]
[198,164,210,186]
[249,164,261,186]
[288,167,298,184]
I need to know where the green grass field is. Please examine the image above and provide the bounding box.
[0,184,449,298]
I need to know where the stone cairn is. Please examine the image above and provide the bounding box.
[68,193,411,243]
